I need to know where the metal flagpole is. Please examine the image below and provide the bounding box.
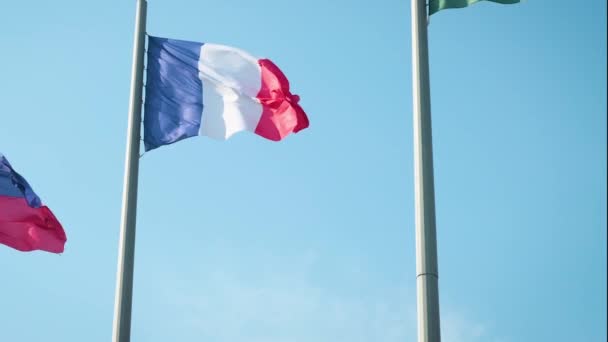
[411,0,441,341]
[112,0,147,341]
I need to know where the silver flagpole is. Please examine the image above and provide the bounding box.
[112,0,147,341]
[411,0,441,341]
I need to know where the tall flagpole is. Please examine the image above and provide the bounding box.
[411,0,441,342]
[113,1,147,341]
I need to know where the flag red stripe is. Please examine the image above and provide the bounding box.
[0,195,66,253]
[254,59,309,141]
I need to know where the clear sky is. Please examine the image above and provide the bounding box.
[0,0,605,341]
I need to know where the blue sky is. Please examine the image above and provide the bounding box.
[0,0,605,341]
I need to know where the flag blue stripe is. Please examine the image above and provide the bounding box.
[143,36,204,151]
[0,155,42,207]
[0,173,22,198]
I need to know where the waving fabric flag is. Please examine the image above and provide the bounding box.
[429,0,519,15]
[143,36,309,151]
[0,154,66,253]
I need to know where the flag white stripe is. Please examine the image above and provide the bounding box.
[197,44,264,139]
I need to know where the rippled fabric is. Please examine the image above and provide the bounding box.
[429,0,519,15]
[143,36,309,151]
[0,154,67,253]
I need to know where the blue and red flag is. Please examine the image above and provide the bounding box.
[0,154,66,253]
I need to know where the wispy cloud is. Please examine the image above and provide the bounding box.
[143,248,504,342]
[161,269,413,340]
[443,310,494,342]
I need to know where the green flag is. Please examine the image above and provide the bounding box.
[429,0,520,15]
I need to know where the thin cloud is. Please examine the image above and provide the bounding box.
[142,248,504,342]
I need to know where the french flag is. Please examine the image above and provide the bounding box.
[143,36,309,151]
[0,154,66,253]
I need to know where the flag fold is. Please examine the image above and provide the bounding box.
[0,154,66,253]
[143,36,309,151]
[429,0,520,15]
